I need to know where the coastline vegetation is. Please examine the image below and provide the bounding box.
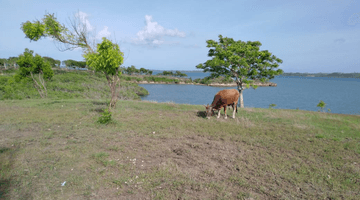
[120,73,276,87]
[0,69,148,100]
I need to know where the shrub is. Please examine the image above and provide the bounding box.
[317,100,327,112]
[269,104,277,109]
[97,109,112,124]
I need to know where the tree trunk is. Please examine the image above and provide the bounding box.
[107,73,120,111]
[239,90,244,108]
[236,80,244,108]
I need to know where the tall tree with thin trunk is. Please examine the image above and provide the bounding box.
[84,38,124,109]
[21,11,124,110]
[196,35,283,108]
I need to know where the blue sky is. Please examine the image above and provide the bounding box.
[0,0,359,72]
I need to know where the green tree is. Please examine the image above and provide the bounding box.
[125,65,139,75]
[175,71,187,77]
[62,59,87,69]
[0,58,5,66]
[43,56,61,68]
[159,71,173,76]
[15,48,54,98]
[196,35,283,108]
[21,12,95,54]
[85,38,124,109]
[21,11,124,109]
[139,67,147,75]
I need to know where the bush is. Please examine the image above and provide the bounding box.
[97,109,112,124]
[317,100,327,112]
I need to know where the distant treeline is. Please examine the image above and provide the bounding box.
[280,72,360,78]
[120,65,153,75]
[119,67,186,77]
[62,60,87,69]
[157,71,187,77]
[0,56,87,69]
[151,70,203,73]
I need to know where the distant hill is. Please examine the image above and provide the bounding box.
[280,72,360,79]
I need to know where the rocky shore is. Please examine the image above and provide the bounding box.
[134,81,277,87]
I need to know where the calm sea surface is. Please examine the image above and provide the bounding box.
[139,72,360,115]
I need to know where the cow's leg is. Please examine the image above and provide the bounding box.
[224,106,227,119]
[232,104,236,118]
[217,109,221,119]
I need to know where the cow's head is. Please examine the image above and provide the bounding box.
[204,104,214,119]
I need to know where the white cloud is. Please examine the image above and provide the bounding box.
[132,15,186,46]
[74,11,111,42]
[75,11,94,31]
[96,26,111,40]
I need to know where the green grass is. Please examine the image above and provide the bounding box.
[0,99,359,199]
[0,69,148,100]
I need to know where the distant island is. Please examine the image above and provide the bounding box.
[279,72,360,79]
[147,71,360,78]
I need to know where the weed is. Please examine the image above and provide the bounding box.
[97,109,112,124]
[317,100,329,112]
[269,103,277,109]
[107,146,119,151]
[315,134,324,138]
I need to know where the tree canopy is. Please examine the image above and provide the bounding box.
[15,48,54,98]
[0,59,5,66]
[43,56,61,68]
[196,35,283,107]
[157,71,187,77]
[16,49,54,80]
[21,13,95,54]
[121,66,153,75]
[62,59,87,69]
[85,38,123,76]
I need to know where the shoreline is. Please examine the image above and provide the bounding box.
[134,81,277,87]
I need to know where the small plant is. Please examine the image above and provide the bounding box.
[97,109,112,124]
[317,100,327,112]
[269,104,277,109]
[315,134,324,139]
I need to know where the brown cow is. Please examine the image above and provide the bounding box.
[205,89,239,119]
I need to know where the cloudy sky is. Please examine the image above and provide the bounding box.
[0,0,359,72]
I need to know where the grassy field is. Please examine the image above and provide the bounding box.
[0,99,359,199]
